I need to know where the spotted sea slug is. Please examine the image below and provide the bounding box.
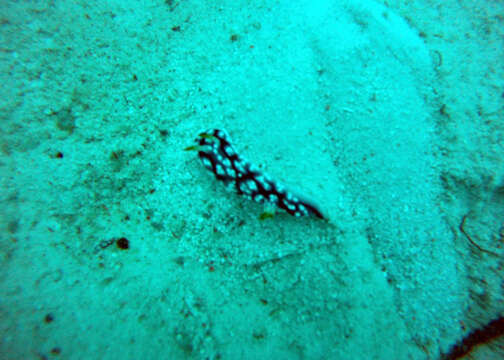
[186,129,325,220]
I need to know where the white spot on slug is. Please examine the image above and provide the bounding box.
[216,164,226,176]
[202,158,212,169]
[247,180,258,192]
[234,160,245,173]
[222,157,231,168]
[223,145,234,157]
[256,175,271,191]
[254,194,264,202]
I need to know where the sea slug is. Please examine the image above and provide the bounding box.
[186,129,325,220]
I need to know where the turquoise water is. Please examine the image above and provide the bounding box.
[0,0,503,359]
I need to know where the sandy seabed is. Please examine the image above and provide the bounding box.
[0,1,502,359]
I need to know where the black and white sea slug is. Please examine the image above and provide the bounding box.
[186,129,325,220]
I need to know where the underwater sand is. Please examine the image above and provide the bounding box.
[0,0,502,359]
